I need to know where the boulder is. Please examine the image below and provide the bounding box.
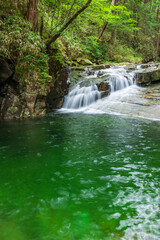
[77,58,93,66]
[90,64,110,70]
[97,81,110,98]
[136,69,160,86]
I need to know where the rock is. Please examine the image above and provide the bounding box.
[0,44,70,119]
[0,85,22,119]
[136,69,160,86]
[140,63,160,69]
[47,66,70,109]
[97,81,110,98]
[97,71,104,77]
[0,58,13,84]
[46,48,70,110]
[71,67,86,71]
[90,64,110,70]
[77,58,93,66]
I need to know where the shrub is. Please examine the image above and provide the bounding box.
[0,16,51,83]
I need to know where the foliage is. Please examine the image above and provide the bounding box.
[1,0,160,69]
[83,36,107,61]
[106,43,142,63]
[0,16,51,83]
[40,0,159,63]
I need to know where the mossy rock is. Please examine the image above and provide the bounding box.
[77,58,93,66]
[136,69,160,86]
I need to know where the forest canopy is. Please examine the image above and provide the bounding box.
[0,0,160,64]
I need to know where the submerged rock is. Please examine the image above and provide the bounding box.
[86,84,160,120]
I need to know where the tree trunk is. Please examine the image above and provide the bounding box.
[155,6,160,60]
[97,0,116,40]
[110,28,117,45]
[26,0,38,32]
[97,22,108,40]
[40,16,43,36]
[46,0,92,48]
[155,33,160,60]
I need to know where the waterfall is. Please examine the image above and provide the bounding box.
[59,64,160,119]
[62,85,101,109]
[61,66,136,111]
[108,75,134,92]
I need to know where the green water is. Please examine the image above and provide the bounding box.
[0,114,160,240]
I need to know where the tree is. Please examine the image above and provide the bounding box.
[155,1,160,59]
[26,0,38,32]
[97,0,136,41]
[97,0,116,40]
[46,0,92,47]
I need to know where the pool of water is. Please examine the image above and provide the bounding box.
[0,113,160,240]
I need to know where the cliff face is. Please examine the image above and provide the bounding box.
[0,56,70,120]
[0,16,70,120]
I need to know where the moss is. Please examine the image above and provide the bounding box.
[51,43,64,64]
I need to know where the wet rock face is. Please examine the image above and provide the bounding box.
[136,69,160,86]
[0,55,70,120]
[97,81,110,98]
[0,86,25,120]
[46,66,70,109]
[0,71,48,120]
[46,47,70,110]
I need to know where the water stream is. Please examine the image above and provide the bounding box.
[60,65,160,120]
[0,114,160,240]
[0,64,160,240]
[63,85,101,109]
[61,65,136,110]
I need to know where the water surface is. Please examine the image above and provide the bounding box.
[0,114,160,240]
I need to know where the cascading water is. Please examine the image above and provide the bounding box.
[62,84,101,109]
[108,75,134,92]
[92,66,135,92]
[61,66,136,110]
[59,63,160,119]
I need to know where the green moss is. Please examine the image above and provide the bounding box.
[51,43,64,64]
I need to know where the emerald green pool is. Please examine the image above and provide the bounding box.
[0,114,160,240]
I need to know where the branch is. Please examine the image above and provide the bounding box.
[46,0,92,47]
[66,0,76,19]
[97,0,116,40]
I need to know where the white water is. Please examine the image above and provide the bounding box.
[63,85,101,109]
[109,75,133,92]
[86,66,134,92]
[62,66,135,110]
[60,64,160,120]
[84,85,160,120]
